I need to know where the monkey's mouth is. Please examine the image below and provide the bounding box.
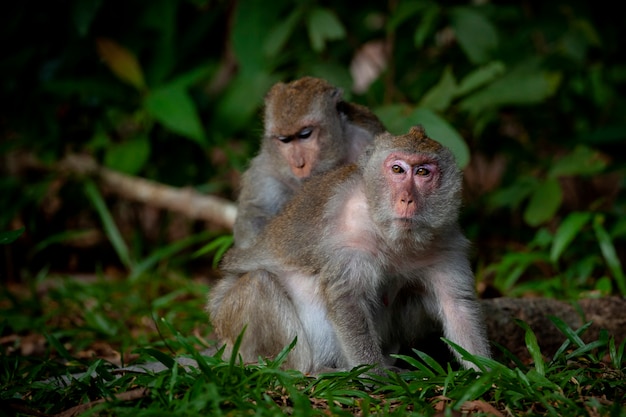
[392,218,415,228]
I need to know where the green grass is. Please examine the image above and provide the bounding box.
[1,270,625,416]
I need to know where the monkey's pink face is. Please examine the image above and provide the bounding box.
[274,126,321,179]
[384,152,439,220]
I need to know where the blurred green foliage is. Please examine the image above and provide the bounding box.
[1,0,625,298]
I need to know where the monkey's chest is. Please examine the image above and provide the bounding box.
[280,272,344,367]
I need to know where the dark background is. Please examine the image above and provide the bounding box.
[2,0,625,299]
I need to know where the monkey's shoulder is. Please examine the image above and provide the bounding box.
[301,164,359,195]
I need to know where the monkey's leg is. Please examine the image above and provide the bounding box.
[208,270,315,372]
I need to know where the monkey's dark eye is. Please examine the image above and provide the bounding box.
[392,164,404,174]
[416,167,430,176]
[297,128,313,139]
[277,135,293,143]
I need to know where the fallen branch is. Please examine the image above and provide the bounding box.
[12,152,238,229]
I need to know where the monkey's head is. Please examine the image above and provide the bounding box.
[263,77,347,179]
[363,126,463,243]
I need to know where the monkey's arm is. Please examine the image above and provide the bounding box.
[425,250,491,370]
[233,164,296,248]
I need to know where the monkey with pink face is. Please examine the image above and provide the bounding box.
[208,126,490,374]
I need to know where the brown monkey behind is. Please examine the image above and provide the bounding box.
[233,76,386,249]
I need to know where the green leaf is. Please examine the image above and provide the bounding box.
[594,276,613,294]
[387,1,427,32]
[449,7,499,64]
[374,106,470,168]
[72,0,102,37]
[144,85,206,145]
[232,0,276,72]
[96,37,146,91]
[523,178,563,227]
[410,108,470,168]
[515,320,545,376]
[264,9,302,57]
[0,227,24,244]
[373,104,412,133]
[213,72,276,138]
[593,214,626,295]
[487,176,538,210]
[306,8,346,52]
[84,180,133,268]
[456,61,506,97]
[104,135,151,175]
[419,66,458,112]
[167,65,215,90]
[459,59,562,115]
[548,145,607,178]
[413,5,440,49]
[550,211,592,263]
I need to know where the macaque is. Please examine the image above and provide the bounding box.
[233,76,386,248]
[209,126,490,374]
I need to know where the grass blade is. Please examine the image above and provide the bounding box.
[593,214,626,295]
[192,234,234,268]
[45,333,74,361]
[84,180,133,269]
[452,372,495,409]
[493,341,528,371]
[391,353,436,377]
[548,316,592,362]
[566,338,608,360]
[0,227,25,244]
[138,348,176,369]
[609,336,625,368]
[515,320,545,376]
[550,211,591,263]
[413,348,446,375]
[270,337,297,368]
[129,230,213,281]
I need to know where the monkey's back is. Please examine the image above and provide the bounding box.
[266,163,361,270]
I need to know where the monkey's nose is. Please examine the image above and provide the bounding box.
[292,164,312,178]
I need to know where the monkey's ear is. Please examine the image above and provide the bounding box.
[331,87,344,104]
